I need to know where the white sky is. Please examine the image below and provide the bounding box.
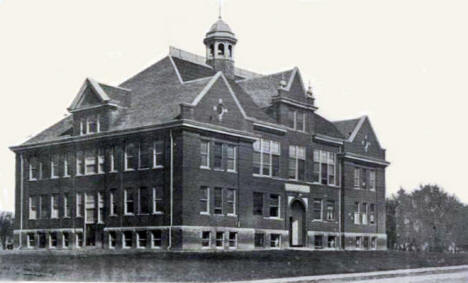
[1,0,467,212]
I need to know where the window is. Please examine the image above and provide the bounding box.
[98,192,104,223]
[125,143,138,170]
[361,203,368,225]
[314,235,323,249]
[51,194,59,219]
[76,232,83,248]
[354,167,360,188]
[226,145,236,172]
[253,139,280,177]
[139,187,150,214]
[63,194,71,218]
[27,233,35,248]
[85,193,95,223]
[270,234,281,248]
[63,232,70,248]
[218,43,225,55]
[201,231,211,248]
[213,143,223,169]
[287,109,306,131]
[151,230,162,248]
[363,236,369,249]
[371,237,377,249]
[356,236,362,248]
[216,232,224,248]
[109,146,117,172]
[139,141,153,169]
[49,232,58,248]
[108,231,116,249]
[76,151,84,176]
[313,199,322,220]
[369,203,376,224]
[361,168,368,189]
[29,196,38,220]
[209,44,214,56]
[228,45,233,57]
[40,195,49,219]
[354,202,360,224]
[29,157,38,180]
[200,140,210,168]
[109,190,117,216]
[313,150,337,185]
[214,187,223,215]
[123,231,132,248]
[254,233,264,248]
[51,154,59,178]
[39,160,49,180]
[228,232,237,248]
[98,149,105,173]
[326,200,335,221]
[328,236,336,248]
[200,187,209,214]
[269,194,280,218]
[153,141,164,168]
[226,189,236,216]
[152,187,163,214]
[38,232,47,248]
[84,150,96,175]
[84,114,99,134]
[76,193,83,218]
[85,229,96,247]
[137,231,147,248]
[253,192,263,216]
[124,189,134,215]
[288,145,305,180]
[64,153,72,177]
[369,169,376,191]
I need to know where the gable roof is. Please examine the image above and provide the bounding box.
[333,117,362,140]
[314,113,345,139]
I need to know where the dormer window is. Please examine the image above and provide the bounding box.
[218,43,225,56]
[287,108,306,132]
[80,114,100,135]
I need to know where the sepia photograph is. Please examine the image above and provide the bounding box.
[1,0,468,282]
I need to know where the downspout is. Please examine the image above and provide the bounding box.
[168,130,174,249]
[19,153,24,249]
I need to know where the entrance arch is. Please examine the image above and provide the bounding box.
[289,199,306,247]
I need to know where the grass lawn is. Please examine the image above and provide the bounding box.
[1,249,468,281]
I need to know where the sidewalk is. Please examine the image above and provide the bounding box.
[230,265,468,283]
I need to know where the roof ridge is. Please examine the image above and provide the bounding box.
[236,68,295,83]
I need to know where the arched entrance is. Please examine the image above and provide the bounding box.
[289,199,306,247]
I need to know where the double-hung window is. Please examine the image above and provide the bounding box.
[361,203,368,225]
[288,145,305,180]
[226,189,236,216]
[139,141,153,169]
[64,193,72,218]
[98,149,105,173]
[98,192,104,223]
[153,141,164,168]
[369,203,376,224]
[313,150,337,185]
[40,195,48,219]
[269,194,280,218]
[200,140,210,168]
[369,169,376,191]
[125,143,138,170]
[213,143,223,170]
[87,114,99,134]
[85,193,95,223]
[29,157,38,180]
[253,192,263,216]
[64,153,72,177]
[76,193,83,218]
[354,167,360,188]
[287,108,306,132]
[253,139,280,177]
[138,187,150,214]
[214,187,223,215]
[109,190,117,216]
[152,187,163,214]
[326,200,335,221]
[313,199,322,220]
[76,151,85,176]
[200,186,209,214]
[226,145,236,172]
[51,194,59,219]
[84,150,96,175]
[354,202,360,224]
[50,155,59,178]
[29,196,38,220]
[124,189,134,215]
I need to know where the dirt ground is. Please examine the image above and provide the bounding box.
[1,249,468,281]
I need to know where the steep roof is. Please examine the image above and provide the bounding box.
[333,117,362,140]
[19,48,347,146]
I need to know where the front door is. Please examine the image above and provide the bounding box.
[290,200,306,247]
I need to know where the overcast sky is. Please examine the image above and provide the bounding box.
[1,0,467,212]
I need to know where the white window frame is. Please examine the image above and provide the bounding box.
[49,232,57,249]
[63,154,70,177]
[124,189,134,215]
[109,190,117,216]
[62,232,70,248]
[200,140,210,169]
[27,233,35,248]
[369,169,376,191]
[213,187,223,215]
[354,167,361,188]
[110,146,117,172]
[313,150,337,186]
[85,193,96,224]
[270,234,281,248]
[226,145,237,173]
[253,139,281,177]
[29,158,38,181]
[362,203,368,225]
[269,194,281,219]
[153,141,164,169]
[122,232,132,249]
[313,199,323,221]
[136,231,147,249]
[76,193,83,218]
[151,230,162,249]
[84,151,96,175]
[98,192,104,223]
[201,231,211,248]
[108,232,116,249]
[370,203,376,224]
[200,187,210,215]
[76,233,83,248]
[152,187,163,214]
[124,143,136,171]
[228,232,238,249]
[226,188,236,216]
[86,114,100,134]
[326,200,335,221]
[289,145,305,180]
[51,195,59,219]
[98,149,105,174]
[50,155,59,179]
[215,231,224,249]
[76,151,84,176]
[29,196,37,220]
[354,202,361,225]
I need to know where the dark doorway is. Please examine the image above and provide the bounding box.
[290,200,306,247]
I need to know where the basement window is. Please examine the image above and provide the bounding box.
[49,232,58,248]
[216,232,224,248]
[62,232,70,248]
[123,231,132,248]
[228,232,237,249]
[137,231,147,248]
[270,234,281,248]
[314,235,323,249]
[151,230,162,248]
[27,233,35,248]
[254,233,265,248]
[201,231,211,248]
[108,232,116,249]
[327,236,336,248]
[76,233,83,248]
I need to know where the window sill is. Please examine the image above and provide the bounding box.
[213,168,224,172]
[200,212,210,216]
[227,170,237,174]
[28,179,37,182]
[51,176,59,179]
[109,170,118,174]
[63,175,71,178]
[227,214,237,217]
[152,166,164,169]
[124,213,135,216]
[109,214,118,217]
[152,212,164,215]
[200,166,211,170]
[264,217,283,221]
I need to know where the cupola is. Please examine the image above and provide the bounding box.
[204,17,237,79]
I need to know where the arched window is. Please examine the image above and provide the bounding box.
[218,43,225,56]
[209,44,214,56]
[228,45,233,57]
